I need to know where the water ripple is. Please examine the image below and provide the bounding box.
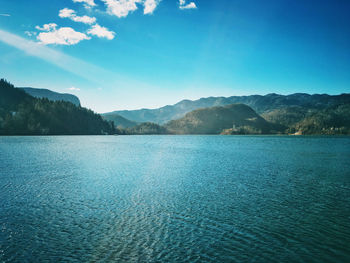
[0,135,350,262]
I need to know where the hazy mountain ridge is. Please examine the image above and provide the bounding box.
[102,113,138,128]
[107,93,350,124]
[19,87,81,106]
[124,122,169,135]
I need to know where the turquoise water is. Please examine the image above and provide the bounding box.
[0,136,349,262]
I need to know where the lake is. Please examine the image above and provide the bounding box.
[0,136,349,262]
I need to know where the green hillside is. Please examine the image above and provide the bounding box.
[165,104,283,134]
[124,122,169,135]
[263,104,350,135]
[0,79,114,135]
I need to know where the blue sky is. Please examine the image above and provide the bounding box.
[0,0,349,113]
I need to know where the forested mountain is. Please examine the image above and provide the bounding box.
[107,93,350,124]
[262,104,350,135]
[124,122,169,135]
[0,79,114,135]
[2,78,349,136]
[165,104,283,135]
[102,112,138,128]
[20,87,81,106]
[261,106,309,128]
[295,104,350,135]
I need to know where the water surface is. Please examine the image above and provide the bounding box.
[0,136,350,262]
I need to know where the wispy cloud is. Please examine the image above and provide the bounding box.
[24,31,37,37]
[36,23,90,45]
[0,29,111,84]
[0,28,168,113]
[87,24,115,40]
[72,0,97,8]
[59,8,96,24]
[179,0,197,10]
[0,14,10,17]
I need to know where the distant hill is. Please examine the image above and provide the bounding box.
[165,104,283,135]
[263,104,350,135]
[0,79,114,135]
[19,87,81,106]
[3,78,349,135]
[294,104,350,135]
[107,93,350,124]
[102,113,138,128]
[261,106,309,128]
[125,122,169,135]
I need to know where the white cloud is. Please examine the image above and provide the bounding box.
[179,0,197,10]
[36,25,91,45]
[72,0,97,7]
[59,8,96,24]
[68,87,81,91]
[72,15,96,24]
[59,8,75,18]
[102,0,161,17]
[102,0,142,18]
[35,23,58,31]
[180,2,196,9]
[143,0,160,15]
[0,14,11,17]
[87,24,115,40]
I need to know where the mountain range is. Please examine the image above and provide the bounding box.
[2,79,350,135]
[101,93,350,135]
[104,93,350,124]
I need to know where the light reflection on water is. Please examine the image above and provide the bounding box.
[0,135,350,262]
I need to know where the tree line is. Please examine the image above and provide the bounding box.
[0,79,115,135]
